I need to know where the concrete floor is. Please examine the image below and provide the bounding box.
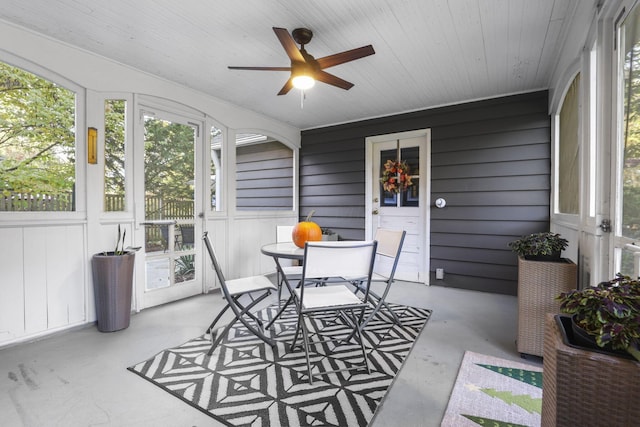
[0,281,541,427]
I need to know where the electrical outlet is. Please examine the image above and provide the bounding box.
[435,268,444,280]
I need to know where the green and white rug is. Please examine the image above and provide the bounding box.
[441,351,543,427]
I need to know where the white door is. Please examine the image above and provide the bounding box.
[134,105,205,309]
[366,129,430,283]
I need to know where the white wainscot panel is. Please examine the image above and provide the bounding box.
[24,227,48,333]
[1,224,86,346]
[232,218,290,278]
[0,228,25,343]
[203,220,228,290]
[43,225,86,328]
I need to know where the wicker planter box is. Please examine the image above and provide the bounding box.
[517,257,576,356]
[542,314,640,426]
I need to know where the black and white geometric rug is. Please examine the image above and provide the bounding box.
[128,300,431,427]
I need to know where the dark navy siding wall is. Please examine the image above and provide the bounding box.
[300,91,550,295]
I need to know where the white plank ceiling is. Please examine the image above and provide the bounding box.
[0,0,584,130]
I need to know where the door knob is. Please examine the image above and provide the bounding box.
[372,209,379,215]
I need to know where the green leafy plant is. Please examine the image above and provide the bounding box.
[508,232,568,259]
[557,274,640,361]
[114,224,127,255]
[176,255,195,282]
[102,224,140,255]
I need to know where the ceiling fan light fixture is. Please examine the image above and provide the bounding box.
[228,27,375,96]
[292,74,315,90]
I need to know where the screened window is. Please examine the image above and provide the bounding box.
[557,73,580,214]
[619,5,640,240]
[0,61,76,212]
[588,44,597,218]
[235,134,293,211]
[104,99,126,212]
[210,126,223,211]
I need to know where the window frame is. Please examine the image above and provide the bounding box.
[612,0,640,278]
[207,119,226,214]
[232,129,298,216]
[555,72,581,216]
[90,92,134,221]
[0,53,86,223]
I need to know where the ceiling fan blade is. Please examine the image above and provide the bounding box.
[315,70,354,90]
[273,27,305,63]
[277,78,294,96]
[228,66,291,71]
[316,45,375,69]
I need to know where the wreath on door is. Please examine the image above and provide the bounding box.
[380,159,413,193]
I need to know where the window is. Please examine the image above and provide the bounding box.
[235,134,293,211]
[557,73,580,214]
[104,99,126,212]
[588,44,597,218]
[619,5,640,240]
[0,61,77,212]
[380,146,419,207]
[210,126,223,211]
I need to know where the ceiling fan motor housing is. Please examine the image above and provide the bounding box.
[292,28,313,46]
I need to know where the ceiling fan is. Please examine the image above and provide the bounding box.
[228,27,375,95]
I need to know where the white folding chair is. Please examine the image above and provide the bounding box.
[202,232,277,355]
[290,240,377,384]
[276,225,303,303]
[346,228,406,330]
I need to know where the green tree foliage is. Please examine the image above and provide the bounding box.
[0,61,75,196]
[143,117,194,200]
[623,32,640,237]
[104,99,126,196]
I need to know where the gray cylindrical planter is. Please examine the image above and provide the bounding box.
[91,251,135,332]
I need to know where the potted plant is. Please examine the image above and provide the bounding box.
[508,231,569,261]
[321,227,339,241]
[510,231,576,357]
[556,273,640,361]
[92,225,139,332]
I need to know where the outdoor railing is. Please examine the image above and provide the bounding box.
[0,192,75,211]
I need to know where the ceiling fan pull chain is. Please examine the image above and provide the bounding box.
[300,89,305,109]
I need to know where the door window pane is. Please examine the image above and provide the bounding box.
[104,99,126,212]
[380,147,418,207]
[401,146,419,207]
[0,61,76,212]
[143,115,196,289]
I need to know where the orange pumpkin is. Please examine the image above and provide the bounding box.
[292,211,322,248]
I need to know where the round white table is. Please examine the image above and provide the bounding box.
[260,242,304,261]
